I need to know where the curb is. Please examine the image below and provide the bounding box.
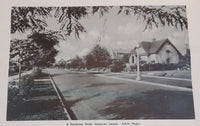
[101,72,191,81]
[95,74,192,92]
[48,73,77,120]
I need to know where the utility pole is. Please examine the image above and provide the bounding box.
[136,43,141,81]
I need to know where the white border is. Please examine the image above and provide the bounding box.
[0,0,200,126]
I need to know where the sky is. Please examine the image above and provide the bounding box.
[11,6,189,62]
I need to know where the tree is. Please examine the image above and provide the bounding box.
[11,6,187,36]
[54,7,88,38]
[10,31,59,73]
[85,44,111,71]
[11,7,89,38]
[68,56,85,70]
[9,32,59,93]
[85,53,94,69]
[117,6,187,30]
[11,7,52,33]
[27,32,59,68]
[10,39,34,65]
[10,39,37,93]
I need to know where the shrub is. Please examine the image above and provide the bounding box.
[21,74,34,95]
[7,74,34,120]
[32,67,42,75]
[7,74,34,102]
[129,63,182,71]
[110,59,126,72]
[139,63,179,71]
[8,81,19,102]
[130,64,137,72]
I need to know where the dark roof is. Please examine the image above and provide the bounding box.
[112,48,130,54]
[130,38,182,56]
[140,39,167,54]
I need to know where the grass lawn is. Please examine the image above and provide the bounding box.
[141,70,191,79]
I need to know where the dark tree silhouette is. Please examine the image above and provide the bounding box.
[27,32,59,67]
[54,7,88,38]
[11,7,52,33]
[85,44,111,71]
[11,6,187,36]
[68,56,85,70]
[10,32,59,71]
[10,39,33,81]
[85,53,95,69]
[117,6,187,30]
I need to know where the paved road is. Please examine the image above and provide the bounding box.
[48,68,195,120]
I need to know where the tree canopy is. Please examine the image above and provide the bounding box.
[117,6,187,30]
[28,32,59,67]
[85,44,111,70]
[11,7,51,33]
[68,56,85,70]
[10,32,59,68]
[11,6,187,36]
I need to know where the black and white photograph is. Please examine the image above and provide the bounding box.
[6,5,195,121]
[3,3,198,123]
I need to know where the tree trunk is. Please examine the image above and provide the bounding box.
[18,61,24,95]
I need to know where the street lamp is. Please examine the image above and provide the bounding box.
[136,43,141,81]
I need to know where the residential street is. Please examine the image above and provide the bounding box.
[47,68,195,120]
[7,5,195,121]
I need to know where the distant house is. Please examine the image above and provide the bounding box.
[129,38,182,65]
[58,58,67,64]
[109,48,130,60]
[57,59,67,68]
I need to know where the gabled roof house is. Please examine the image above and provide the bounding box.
[129,38,182,65]
[110,48,130,60]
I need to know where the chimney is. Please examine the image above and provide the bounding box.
[152,38,156,42]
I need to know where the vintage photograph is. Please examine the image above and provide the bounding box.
[7,6,195,120]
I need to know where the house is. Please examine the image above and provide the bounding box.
[56,58,67,68]
[129,38,182,65]
[57,59,67,65]
[109,48,131,72]
[109,48,130,61]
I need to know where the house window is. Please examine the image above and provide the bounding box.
[151,60,155,64]
[166,49,171,54]
[166,57,170,64]
[132,56,135,63]
[165,49,171,64]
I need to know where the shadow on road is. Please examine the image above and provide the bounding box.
[99,89,195,119]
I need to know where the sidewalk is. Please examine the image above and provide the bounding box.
[98,72,192,89]
[7,72,68,120]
